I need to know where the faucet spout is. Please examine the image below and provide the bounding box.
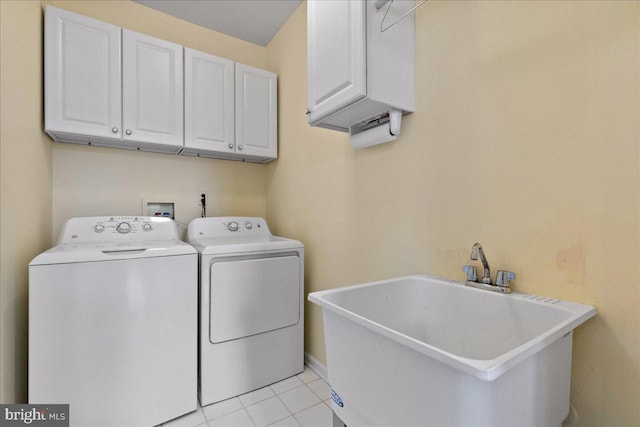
[470,243,491,284]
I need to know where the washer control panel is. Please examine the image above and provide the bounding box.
[189,217,271,239]
[91,217,149,236]
[58,216,178,244]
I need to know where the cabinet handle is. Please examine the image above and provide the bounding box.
[238,145,243,150]
[111,127,119,134]
[125,129,132,135]
[228,144,234,149]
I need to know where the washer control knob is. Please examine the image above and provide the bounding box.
[227,221,239,232]
[142,223,152,232]
[245,222,253,230]
[94,224,105,233]
[116,222,131,234]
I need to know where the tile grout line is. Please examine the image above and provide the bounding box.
[243,405,260,427]
[202,398,254,426]
[262,372,331,425]
[266,386,296,426]
[262,378,324,426]
[292,401,331,426]
[202,366,325,427]
[235,392,262,427]
[242,383,297,427]
[305,380,327,402]
[276,383,326,417]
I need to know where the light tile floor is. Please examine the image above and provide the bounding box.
[163,366,333,427]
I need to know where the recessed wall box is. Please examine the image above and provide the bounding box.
[144,201,175,220]
[307,0,414,147]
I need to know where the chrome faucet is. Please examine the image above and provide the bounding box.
[470,243,491,284]
[463,243,516,294]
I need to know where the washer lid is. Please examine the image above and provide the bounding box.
[29,239,196,266]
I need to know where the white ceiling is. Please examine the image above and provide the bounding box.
[133,0,303,46]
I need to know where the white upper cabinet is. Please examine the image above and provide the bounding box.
[307,0,415,135]
[45,6,122,142]
[184,48,235,155]
[44,6,277,162]
[235,64,278,161]
[122,29,184,149]
[307,0,366,124]
[183,55,278,163]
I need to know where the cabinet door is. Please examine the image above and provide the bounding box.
[45,6,121,140]
[307,0,366,123]
[235,64,277,160]
[122,30,183,147]
[184,48,235,153]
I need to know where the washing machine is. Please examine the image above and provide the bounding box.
[187,217,304,406]
[29,216,197,427]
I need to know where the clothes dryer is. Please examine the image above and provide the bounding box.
[29,216,197,427]
[188,217,304,405]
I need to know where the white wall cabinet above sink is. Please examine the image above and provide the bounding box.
[307,0,414,147]
[44,6,277,163]
[307,0,366,125]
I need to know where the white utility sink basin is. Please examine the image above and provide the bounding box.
[308,274,596,427]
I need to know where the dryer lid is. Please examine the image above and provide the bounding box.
[187,217,303,254]
[188,217,271,241]
[191,235,302,255]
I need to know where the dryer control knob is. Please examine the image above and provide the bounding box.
[142,223,152,232]
[116,222,131,234]
[245,222,253,230]
[94,224,105,233]
[227,221,239,232]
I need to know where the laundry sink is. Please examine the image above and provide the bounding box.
[308,274,596,427]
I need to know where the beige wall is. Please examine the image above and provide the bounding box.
[1,0,638,424]
[266,1,639,425]
[1,0,53,404]
[0,0,269,403]
[44,0,270,240]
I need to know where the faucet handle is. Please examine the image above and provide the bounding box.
[496,270,516,287]
[463,265,477,282]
